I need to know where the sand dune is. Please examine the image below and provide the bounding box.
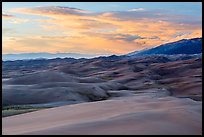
[2,55,202,135]
[3,56,202,106]
[2,95,202,135]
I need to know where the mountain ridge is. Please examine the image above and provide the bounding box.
[127,37,202,56]
[2,52,102,61]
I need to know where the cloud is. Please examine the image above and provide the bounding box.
[2,12,30,24]
[10,18,30,24]
[103,34,144,42]
[114,34,143,42]
[4,5,202,55]
[173,32,192,38]
[100,9,201,27]
[127,8,145,12]
[13,6,201,26]
[2,28,16,36]
[2,13,14,18]
[13,6,92,17]
[2,35,136,55]
[3,28,13,34]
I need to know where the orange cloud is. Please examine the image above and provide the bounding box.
[4,6,202,55]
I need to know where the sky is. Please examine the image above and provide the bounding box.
[2,2,202,55]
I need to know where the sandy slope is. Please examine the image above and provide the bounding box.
[2,94,202,135]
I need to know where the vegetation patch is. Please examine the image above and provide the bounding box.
[2,105,51,117]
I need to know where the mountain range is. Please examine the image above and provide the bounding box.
[2,53,101,61]
[128,37,202,56]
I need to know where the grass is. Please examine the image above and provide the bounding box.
[2,105,51,117]
[2,109,39,117]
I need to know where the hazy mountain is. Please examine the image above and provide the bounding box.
[127,38,202,56]
[2,52,100,61]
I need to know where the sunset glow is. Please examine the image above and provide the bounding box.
[2,2,202,55]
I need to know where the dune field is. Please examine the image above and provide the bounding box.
[2,55,202,135]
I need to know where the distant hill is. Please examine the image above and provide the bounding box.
[2,52,100,61]
[127,38,202,56]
